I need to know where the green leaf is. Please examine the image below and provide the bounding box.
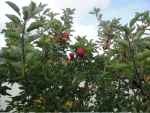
[129,13,142,27]
[5,31,20,39]
[136,49,150,61]
[134,30,144,39]
[108,63,129,71]
[29,1,36,12]
[43,8,50,14]
[29,2,46,18]
[6,14,20,24]
[22,2,45,20]
[49,19,63,32]
[129,17,137,27]
[32,3,46,17]
[27,21,43,32]
[22,6,29,20]
[6,1,20,15]
[143,11,149,19]
[118,39,129,48]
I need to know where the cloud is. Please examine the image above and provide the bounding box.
[42,0,111,14]
[0,0,109,46]
[72,23,98,40]
[0,0,111,23]
[1,0,111,13]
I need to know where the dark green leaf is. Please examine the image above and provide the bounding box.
[6,14,20,24]
[5,31,20,39]
[22,6,29,20]
[129,13,142,27]
[6,1,20,15]
[27,21,43,32]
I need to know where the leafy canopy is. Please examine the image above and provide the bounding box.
[0,2,150,112]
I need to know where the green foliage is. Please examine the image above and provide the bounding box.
[0,1,150,112]
[5,14,20,24]
[6,1,20,15]
[27,21,43,32]
[61,8,75,31]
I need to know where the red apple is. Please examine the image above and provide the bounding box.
[67,53,75,61]
[76,47,86,58]
[62,32,69,41]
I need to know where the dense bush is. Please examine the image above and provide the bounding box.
[0,1,150,112]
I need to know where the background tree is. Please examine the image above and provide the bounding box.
[91,8,150,111]
[0,1,149,112]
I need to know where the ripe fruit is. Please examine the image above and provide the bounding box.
[62,32,69,41]
[55,32,69,44]
[66,53,75,64]
[67,53,75,61]
[76,47,86,58]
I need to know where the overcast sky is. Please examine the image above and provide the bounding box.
[0,0,150,48]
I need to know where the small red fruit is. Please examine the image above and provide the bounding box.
[67,53,75,61]
[76,47,86,58]
[62,32,69,41]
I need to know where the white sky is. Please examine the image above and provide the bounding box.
[0,0,111,47]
